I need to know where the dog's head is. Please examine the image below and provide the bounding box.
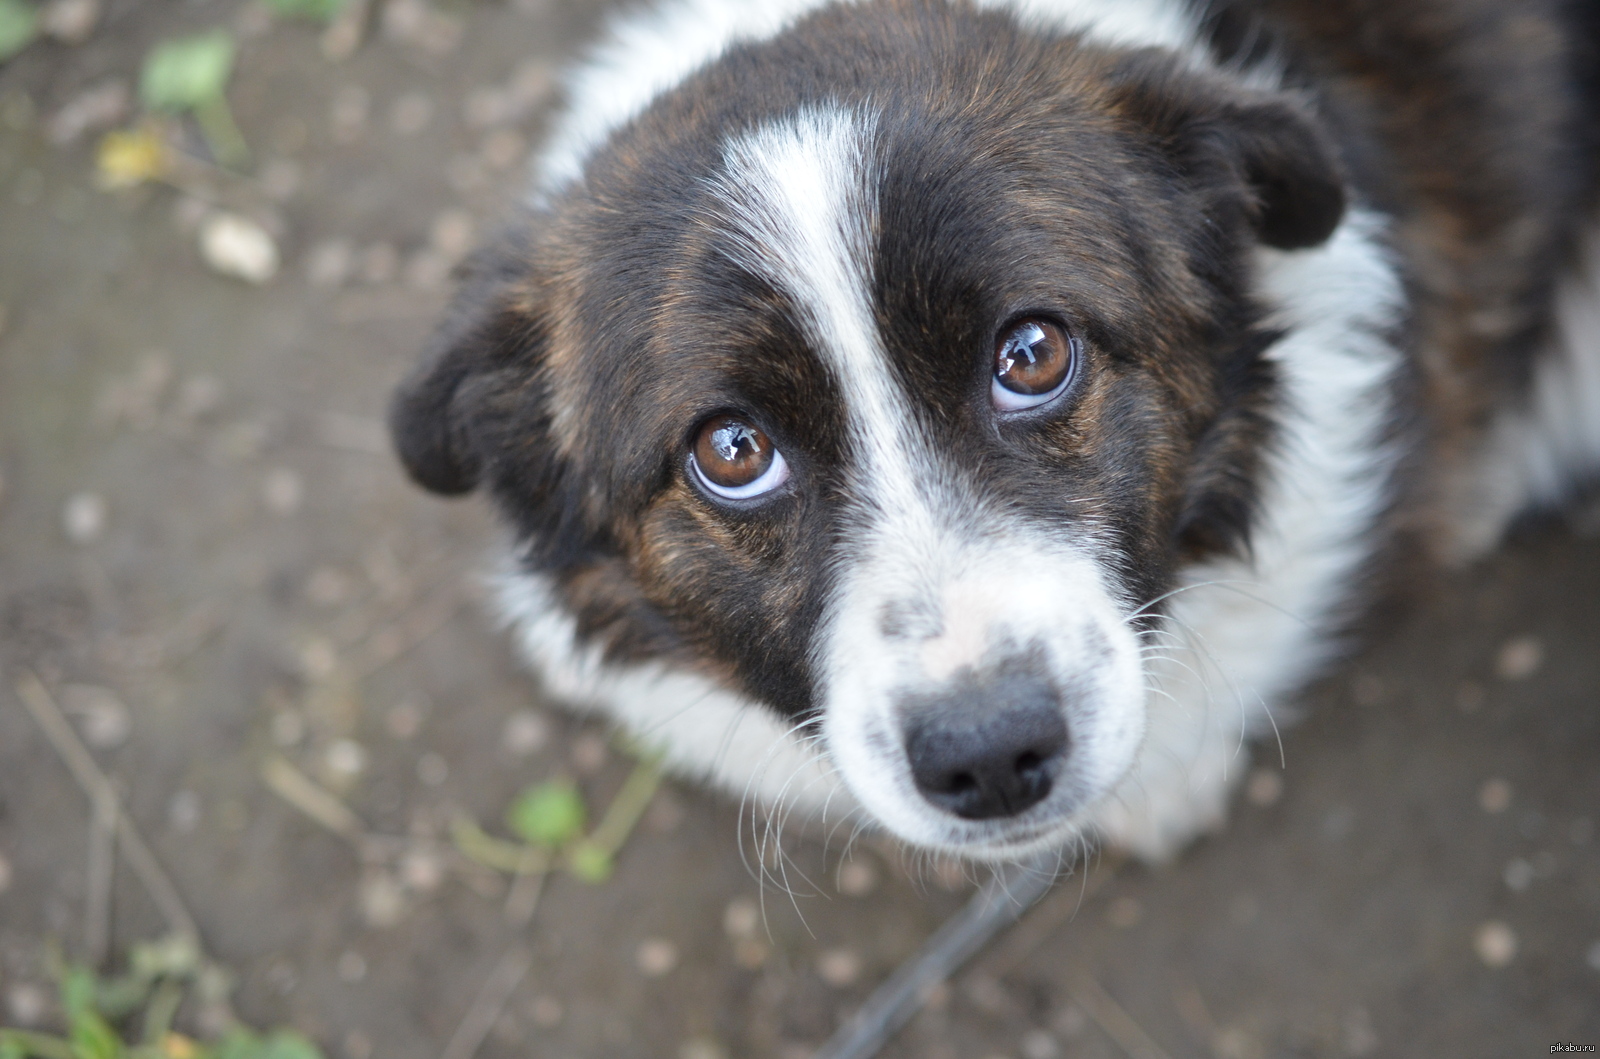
[391,1,1345,858]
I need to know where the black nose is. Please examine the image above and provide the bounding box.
[902,673,1069,820]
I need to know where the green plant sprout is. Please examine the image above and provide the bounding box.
[0,937,324,1059]
[139,31,248,167]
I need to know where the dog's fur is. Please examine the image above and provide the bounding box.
[391,0,1600,862]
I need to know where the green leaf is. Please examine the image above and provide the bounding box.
[211,1030,260,1059]
[139,31,235,113]
[264,0,345,22]
[0,0,37,62]
[505,782,586,849]
[256,1033,322,1059]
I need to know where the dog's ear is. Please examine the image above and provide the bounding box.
[1106,51,1347,250]
[389,237,541,496]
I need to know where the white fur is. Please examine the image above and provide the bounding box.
[535,0,1204,200]
[1456,226,1600,559]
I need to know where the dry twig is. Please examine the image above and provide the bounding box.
[439,946,532,1059]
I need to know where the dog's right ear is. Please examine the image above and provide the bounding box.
[389,238,542,496]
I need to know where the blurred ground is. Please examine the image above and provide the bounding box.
[0,2,1598,1057]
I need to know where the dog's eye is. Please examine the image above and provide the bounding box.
[690,415,790,500]
[992,318,1075,411]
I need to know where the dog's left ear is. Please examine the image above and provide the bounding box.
[1106,51,1347,250]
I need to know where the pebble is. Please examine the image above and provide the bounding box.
[571,733,608,774]
[679,1040,727,1059]
[389,91,434,136]
[306,239,355,288]
[263,468,304,516]
[480,129,525,171]
[1245,768,1282,807]
[325,739,367,779]
[1494,636,1543,681]
[382,0,462,52]
[733,938,770,969]
[271,710,307,747]
[360,873,406,928]
[1106,896,1142,929]
[0,850,11,895]
[1479,777,1513,814]
[837,857,879,897]
[635,937,679,977]
[430,208,475,262]
[529,996,563,1028]
[175,374,225,422]
[45,79,128,145]
[1473,920,1518,967]
[1502,857,1536,893]
[1019,1030,1060,1059]
[337,951,368,983]
[1586,940,1600,973]
[399,848,443,893]
[385,701,424,740]
[816,948,862,987]
[724,899,759,939]
[200,212,280,284]
[6,983,46,1026]
[39,0,100,44]
[502,709,549,756]
[416,752,449,786]
[62,491,107,543]
[298,638,337,680]
[61,684,132,749]
[168,789,201,833]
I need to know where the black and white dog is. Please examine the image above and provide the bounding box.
[392,0,1600,863]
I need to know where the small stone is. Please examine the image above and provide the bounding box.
[679,1040,727,1059]
[271,710,307,747]
[168,790,201,833]
[529,996,563,1028]
[1494,636,1543,681]
[61,684,131,749]
[1106,896,1142,929]
[382,0,461,53]
[325,739,367,779]
[306,566,354,606]
[837,858,879,896]
[330,85,370,142]
[361,873,406,927]
[175,375,225,422]
[1502,857,1536,893]
[816,948,861,987]
[498,709,550,757]
[733,938,769,969]
[1245,768,1282,807]
[343,1031,372,1059]
[39,0,101,44]
[1479,777,1513,814]
[259,157,302,201]
[571,733,607,774]
[299,638,337,680]
[399,848,443,893]
[0,850,11,896]
[635,938,679,977]
[389,91,434,136]
[6,983,47,1026]
[1019,1030,1060,1059]
[1473,920,1517,967]
[723,897,759,939]
[360,242,399,285]
[306,239,354,288]
[480,128,525,171]
[263,468,304,516]
[385,701,424,740]
[337,951,368,983]
[1585,940,1600,973]
[430,208,475,262]
[200,212,280,284]
[63,491,107,543]
[45,79,128,145]
[416,752,448,786]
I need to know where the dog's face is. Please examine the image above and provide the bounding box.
[391,2,1344,858]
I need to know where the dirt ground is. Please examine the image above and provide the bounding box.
[1,2,1598,1057]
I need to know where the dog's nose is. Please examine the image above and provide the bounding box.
[902,673,1069,820]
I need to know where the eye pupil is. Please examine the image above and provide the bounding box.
[993,317,1074,404]
[691,414,788,499]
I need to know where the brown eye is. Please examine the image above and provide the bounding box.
[689,415,790,500]
[992,318,1075,410]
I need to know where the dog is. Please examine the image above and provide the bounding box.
[390,0,1600,864]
